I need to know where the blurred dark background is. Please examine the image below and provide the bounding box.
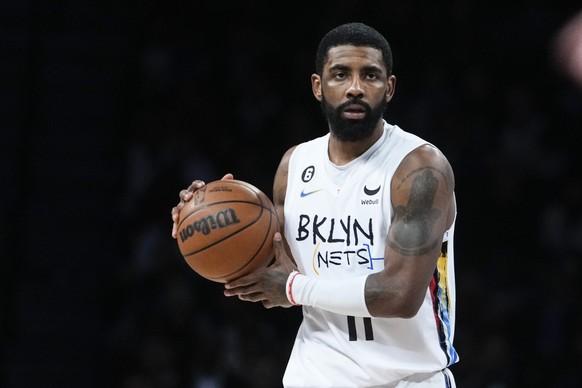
[2,1,582,387]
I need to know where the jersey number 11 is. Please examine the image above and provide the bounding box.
[347,316,374,341]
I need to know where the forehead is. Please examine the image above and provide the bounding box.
[324,45,386,72]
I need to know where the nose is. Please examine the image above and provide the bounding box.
[346,77,364,99]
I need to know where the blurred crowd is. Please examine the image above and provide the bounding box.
[4,1,582,388]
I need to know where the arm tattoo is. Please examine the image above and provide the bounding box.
[388,168,441,256]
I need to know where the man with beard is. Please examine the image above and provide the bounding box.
[172,22,459,387]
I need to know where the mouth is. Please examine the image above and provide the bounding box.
[341,103,367,120]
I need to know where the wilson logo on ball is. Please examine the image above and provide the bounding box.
[176,179,279,283]
[179,208,241,242]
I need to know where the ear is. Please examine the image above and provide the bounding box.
[311,74,323,101]
[385,75,396,103]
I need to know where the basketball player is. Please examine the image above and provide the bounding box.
[171,23,459,387]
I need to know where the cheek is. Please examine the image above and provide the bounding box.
[321,86,344,103]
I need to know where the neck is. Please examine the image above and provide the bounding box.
[327,121,384,166]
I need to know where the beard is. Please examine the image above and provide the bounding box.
[320,95,387,142]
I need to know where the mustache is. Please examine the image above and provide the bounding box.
[337,98,371,111]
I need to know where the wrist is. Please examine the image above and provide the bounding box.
[286,270,302,306]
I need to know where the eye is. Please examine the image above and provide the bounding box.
[334,72,347,80]
[365,72,379,80]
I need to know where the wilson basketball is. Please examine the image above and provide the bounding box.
[176,179,279,283]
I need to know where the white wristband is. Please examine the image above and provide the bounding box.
[286,271,371,317]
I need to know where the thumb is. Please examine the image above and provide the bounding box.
[273,232,285,255]
[272,232,298,270]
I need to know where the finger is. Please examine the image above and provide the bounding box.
[238,294,263,303]
[179,189,192,202]
[221,173,234,180]
[224,271,258,290]
[171,206,180,238]
[171,203,185,237]
[186,180,205,192]
[171,206,180,222]
[173,180,205,238]
[224,284,258,298]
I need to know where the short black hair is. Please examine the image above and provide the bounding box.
[315,22,393,76]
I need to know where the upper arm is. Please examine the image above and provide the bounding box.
[365,144,455,318]
[273,146,296,228]
[389,144,455,256]
[272,146,297,260]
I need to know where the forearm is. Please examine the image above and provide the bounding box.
[286,271,371,317]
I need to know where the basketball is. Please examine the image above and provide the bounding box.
[176,179,279,283]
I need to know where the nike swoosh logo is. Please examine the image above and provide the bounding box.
[364,185,381,196]
[300,189,323,197]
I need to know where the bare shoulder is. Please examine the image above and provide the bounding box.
[279,145,298,168]
[273,145,298,206]
[392,144,455,196]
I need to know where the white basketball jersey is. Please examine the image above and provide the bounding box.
[282,122,459,387]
